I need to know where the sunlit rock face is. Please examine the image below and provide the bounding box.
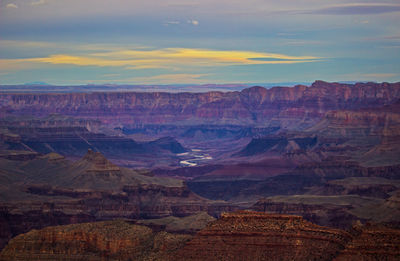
[175,211,352,261]
[0,220,192,261]
[334,223,400,261]
[1,211,400,261]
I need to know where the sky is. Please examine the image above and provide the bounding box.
[0,0,399,86]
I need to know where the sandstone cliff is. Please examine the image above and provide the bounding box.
[2,81,399,129]
[334,223,400,261]
[2,211,400,260]
[175,211,352,261]
[0,220,192,261]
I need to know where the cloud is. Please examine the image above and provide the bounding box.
[277,32,298,37]
[187,19,199,26]
[31,0,47,6]
[282,40,326,46]
[309,3,400,15]
[163,20,180,26]
[0,47,321,73]
[130,73,208,84]
[341,72,398,81]
[384,35,400,41]
[101,73,121,78]
[6,3,18,8]
[0,40,56,48]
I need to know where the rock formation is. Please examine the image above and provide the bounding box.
[0,150,237,250]
[334,223,400,261]
[83,149,121,172]
[2,211,400,260]
[175,211,352,261]
[0,220,192,261]
[2,81,399,129]
[252,191,400,230]
[0,125,186,166]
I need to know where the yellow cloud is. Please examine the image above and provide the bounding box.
[6,3,18,8]
[0,47,320,72]
[76,73,209,85]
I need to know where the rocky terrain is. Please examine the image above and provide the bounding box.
[0,123,186,168]
[335,223,400,260]
[0,220,192,261]
[137,212,216,234]
[0,150,236,250]
[1,81,400,259]
[175,211,352,260]
[1,81,399,130]
[252,189,400,229]
[185,97,400,215]
[2,211,399,261]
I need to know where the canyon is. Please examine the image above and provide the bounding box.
[0,149,236,250]
[1,81,400,259]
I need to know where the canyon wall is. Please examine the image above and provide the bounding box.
[2,81,400,128]
[0,220,192,261]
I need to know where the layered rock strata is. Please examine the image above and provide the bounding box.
[2,81,399,129]
[0,220,192,261]
[2,212,400,260]
[334,224,400,261]
[175,211,352,261]
[0,150,237,250]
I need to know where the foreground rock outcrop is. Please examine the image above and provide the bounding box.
[0,220,191,261]
[335,223,400,261]
[175,211,352,261]
[2,211,400,260]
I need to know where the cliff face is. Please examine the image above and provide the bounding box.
[0,150,237,250]
[334,224,400,261]
[2,211,399,261]
[252,191,400,230]
[303,99,400,166]
[294,160,400,180]
[0,220,192,261]
[308,99,400,143]
[251,199,361,229]
[1,126,185,157]
[2,81,399,128]
[175,211,352,261]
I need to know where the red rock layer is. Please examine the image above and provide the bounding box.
[175,211,352,261]
[0,220,191,261]
[2,212,400,261]
[251,199,360,229]
[334,224,400,261]
[2,81,399,127]
[83,149,120,172]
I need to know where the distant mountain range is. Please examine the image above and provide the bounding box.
[0,81,371,93]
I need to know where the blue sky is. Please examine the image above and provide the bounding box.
[0,0,399,86]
